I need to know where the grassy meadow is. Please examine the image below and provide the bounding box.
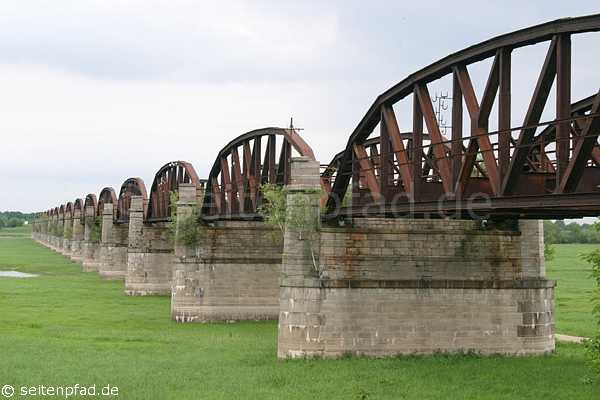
[0,227,598,399]
[546,243,599,338]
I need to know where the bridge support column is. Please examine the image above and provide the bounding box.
[278,163,555,358]
[82,205,99,272]
[57,211,65,253]
[49,214,56,249]
[70,208,84,261]
[125,195,173,296]
[278,156,324,357]
[170,181,284,322]
[97,203,126,280]
[63,213,73,257]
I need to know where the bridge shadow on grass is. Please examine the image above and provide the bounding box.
[0,237,597,400]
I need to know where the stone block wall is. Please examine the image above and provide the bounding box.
[70,209,85,261]
[171,220,283,322]
[318,219,542,281]
[97,203,129,280]
[98,223,129,279]
[82,205,100,272]
[277,157,555,358]
[125,196,174,295]
[279,281,554,357]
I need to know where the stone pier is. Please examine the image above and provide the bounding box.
[62,209,73,257]
[56,208,65,253]
[82,204,100,272]
[125,196,173,296]
[277,157,555,358]
[70,206,85,261]
[97,203,128,280]
[171,183,282,322]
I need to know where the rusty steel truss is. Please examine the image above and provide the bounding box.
[116,178,148,224]
[201,127,316,219]
[324,14,600,220]
[41,15,600,222]
[146,161,201,222]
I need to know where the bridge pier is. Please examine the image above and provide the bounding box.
[82,204,100,272]
[97,203,128,280]
[70,206,85,262]
[62,209,73,257]
[278,157,555,358]
[170,183,282,322]
[125,196,173,296]
[56,208,65,253]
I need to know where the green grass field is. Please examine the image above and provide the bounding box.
[0,228,598,399]
[546,244,599,338]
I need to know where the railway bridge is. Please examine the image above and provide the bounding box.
[32,14,600,357]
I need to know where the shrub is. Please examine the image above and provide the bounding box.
[581,248,600,377]
[544,241,555,261]
[53,223,64,237]
[89,217,102,242]
[258,184,287,233]
[168,191,201,247]
[64,224,73,240]
[258,183,321,272]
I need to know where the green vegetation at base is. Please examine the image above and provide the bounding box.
[0,238,598,399]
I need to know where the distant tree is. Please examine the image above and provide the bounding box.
[544,220,600,244]
[7,218,21,228]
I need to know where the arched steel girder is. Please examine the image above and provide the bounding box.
[201,127,316,219]
[65,202,73,218]
[97,187,117,219]
[325,14,600,219]
[116,177,148,224]
[146,161,200,222]
[73,198,84,213]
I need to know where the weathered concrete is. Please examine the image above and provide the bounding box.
[277,157,555,358]
[97,203,128,280]
[125,196,173,296]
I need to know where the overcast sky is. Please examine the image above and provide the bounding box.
[1,1,599,213]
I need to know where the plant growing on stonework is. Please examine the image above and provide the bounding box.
[258,184,321,235]
[168,191,200,247]
[89,217,102,243]
[257,184,287,234]
[64,224,73,240]
[581,218,600,379]
[54,224,64,237]
[258,183,321,272]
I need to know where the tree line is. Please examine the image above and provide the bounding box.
[0,211,36,229]
[544,220,600,244]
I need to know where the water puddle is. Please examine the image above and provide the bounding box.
[0,271,39,278]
